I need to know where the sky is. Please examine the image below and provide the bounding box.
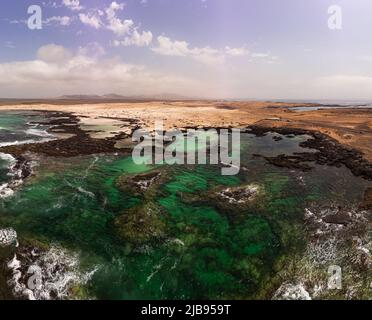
[1,0,372,99]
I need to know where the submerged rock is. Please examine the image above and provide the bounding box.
[115,202,166,245]
[282,205,372,299]
[209,184,264,213]
[217,184,262,204]
[117,170,167,198]
[117,170,165,197]
[304,206,370,238]
[182,183,265,219]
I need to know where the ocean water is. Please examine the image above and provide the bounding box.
[289,105,372,112]
[0,112,370,300]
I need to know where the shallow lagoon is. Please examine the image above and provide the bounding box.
[0,112,370,300]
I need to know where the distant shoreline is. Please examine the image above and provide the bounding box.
[0,100,371,163]
[0,98,207,106]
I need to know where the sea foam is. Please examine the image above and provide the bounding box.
[7,245,98,300]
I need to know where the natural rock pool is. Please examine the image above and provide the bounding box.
[0,111,371,300]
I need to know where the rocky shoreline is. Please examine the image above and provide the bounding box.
[247,125,372,181]
[0,111,371,186]
[0,111,139,196]
[0,111,137,158]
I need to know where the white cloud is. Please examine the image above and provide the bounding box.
[225,46,249,57]
[114,30,153,47]
[62,0,83,11]
[153,36,252,65]
[77,42,106,58]
[79,12,102,29]
[45,16,72,26]
[152,36,190,57]
[10,14,72,28]
[76,2,150,47]
[105,1,133,36]
[0,44,202,98]
[37,44,72,63]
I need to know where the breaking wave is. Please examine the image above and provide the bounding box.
[7,245,98,300]
[0,153,32,199]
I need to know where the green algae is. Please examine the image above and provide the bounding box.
[115,202,167,245]
[0,115,371,300]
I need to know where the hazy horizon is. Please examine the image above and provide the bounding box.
[2,0,372,100]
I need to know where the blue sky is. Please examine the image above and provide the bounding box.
[1,0,372,99]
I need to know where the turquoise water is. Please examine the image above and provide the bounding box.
[0,112,370,300]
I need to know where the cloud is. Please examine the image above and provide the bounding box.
[77,42,106,58]
[113,30,153,47]
[37,44,72,63]
[62,0,83,11]
[10,14,72,28]
[225,46,249,57]
[79,12,102,29]
[152,36,252,65]
[105,1,133,36]
[44,16,72,26]
[0,44,202,98]
[152,36,190,57]
[77,2,151,47]
[152,36,224,65]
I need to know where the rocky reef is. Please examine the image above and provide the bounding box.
[0,112,136,158]
[115,202,167,246]
[272,202,371,300]
[183,183,265,218]
[117,170,165,198]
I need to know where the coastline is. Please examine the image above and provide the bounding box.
[0,100,370,161]
[0,105,370,300]
[0,102,370,184]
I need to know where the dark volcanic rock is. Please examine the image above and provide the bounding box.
[117,170,164,197]
[263,154,313,171]
[323,212,352,226]
[115,202,166,245]
[184,184,265,218]
[360,188,372,210]
[273,135,283,142]
[0,135,120,158]
[248,125,372,181]
[0,111,132,158]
